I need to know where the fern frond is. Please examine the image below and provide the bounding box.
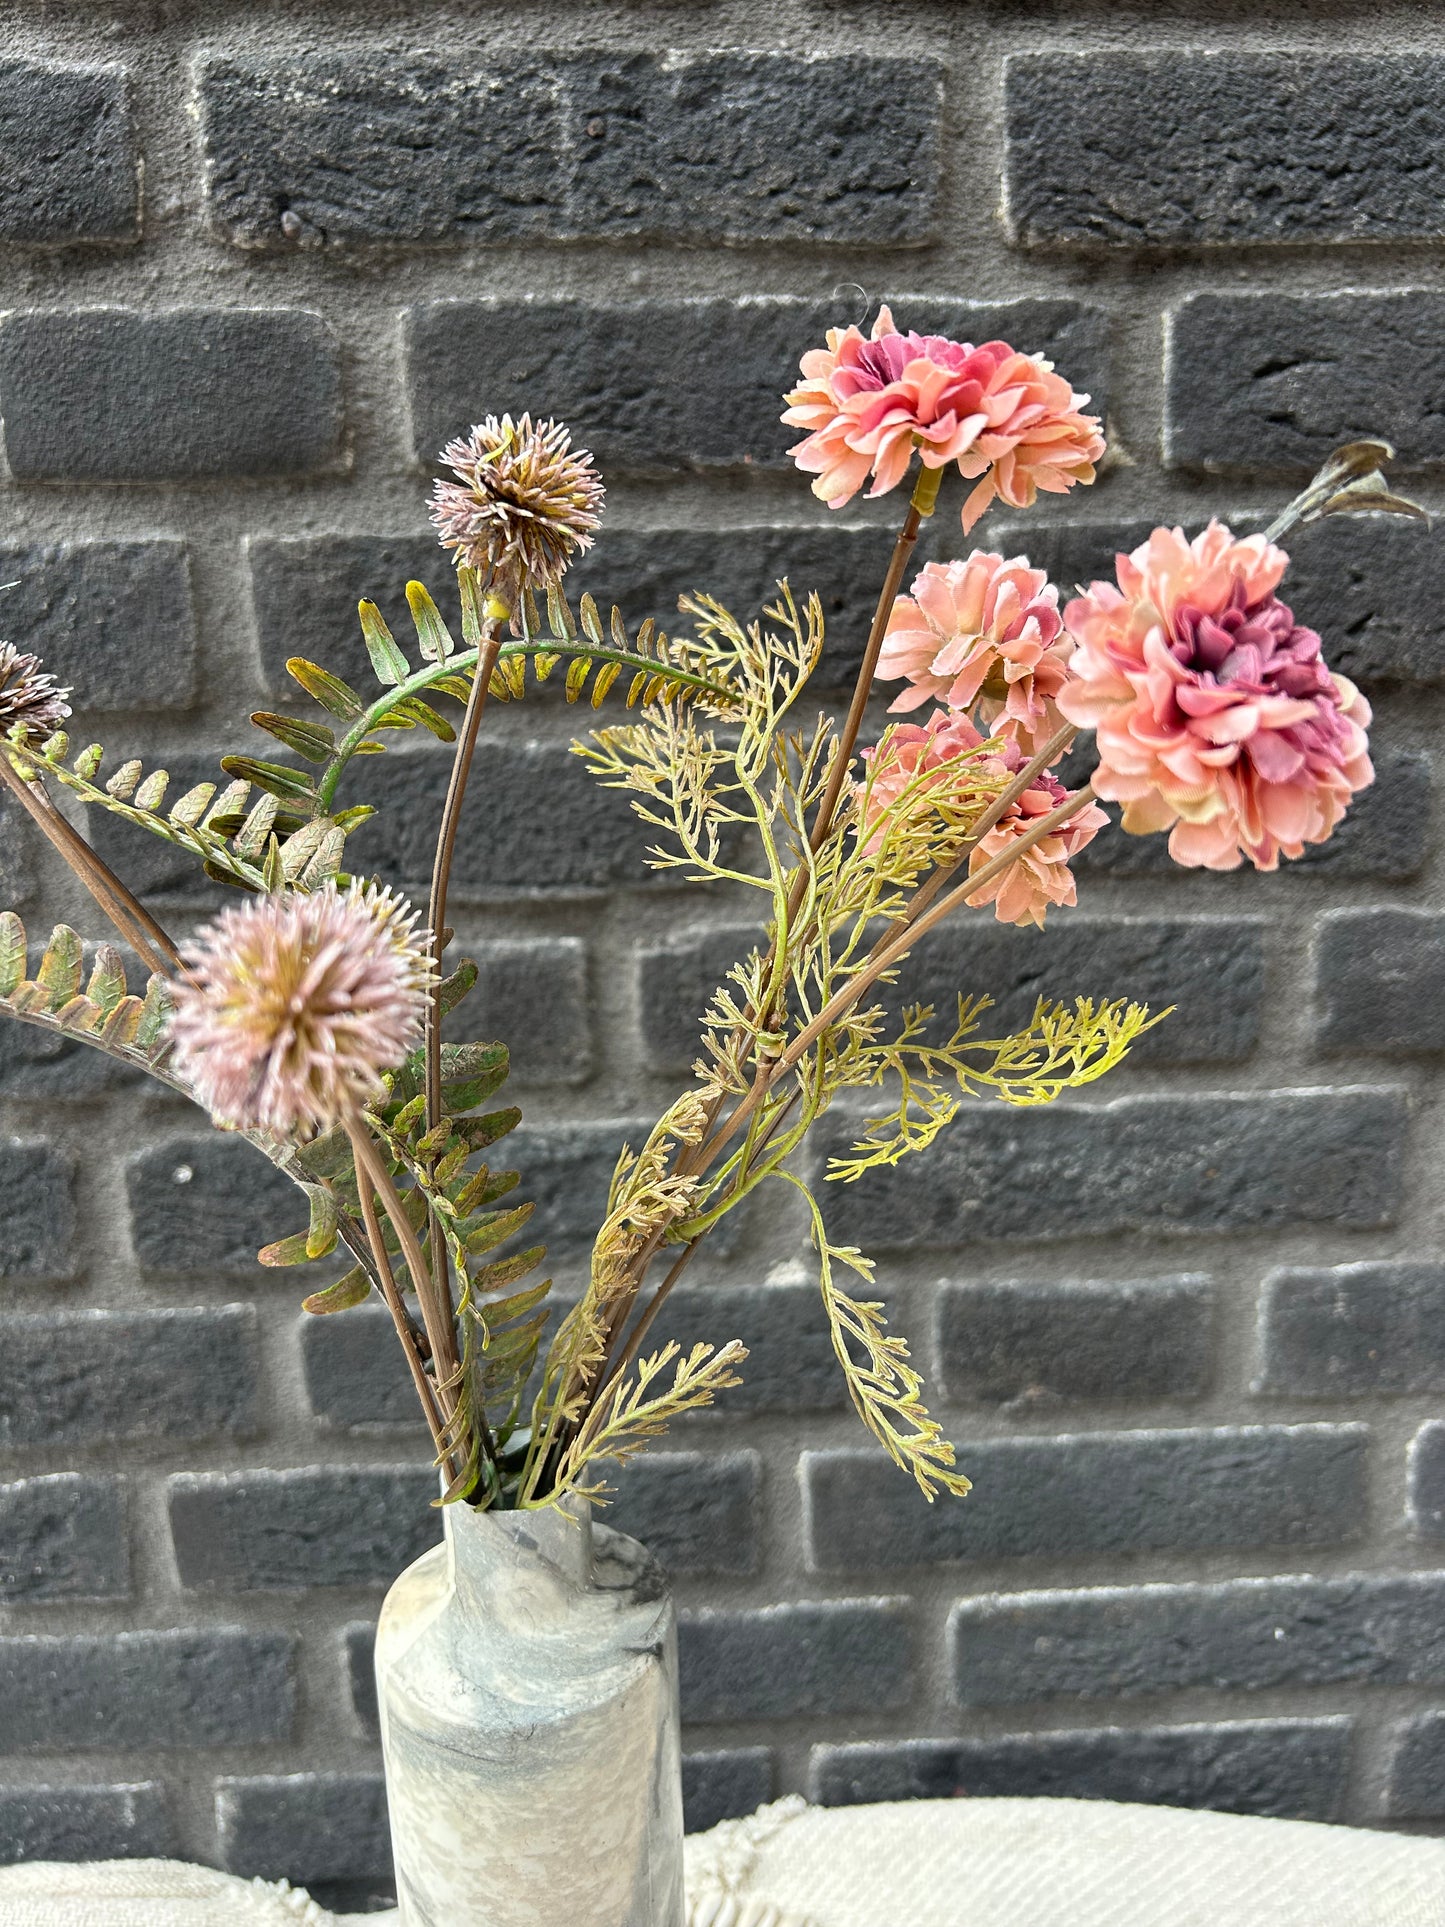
[0,911,176,1078]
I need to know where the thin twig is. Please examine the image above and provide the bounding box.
[345,1120,452,1473]
[595,1237,703,1404]
[0,750,183,979]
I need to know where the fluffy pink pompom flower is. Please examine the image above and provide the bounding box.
[877,553,1074,754]
[1058,520,1372,871]
[167,881,435,1137]
[859,712,1105,928]
[782,306,1103,532]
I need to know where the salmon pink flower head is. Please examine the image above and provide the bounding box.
[876,553,1074,755]
[858,711,1106,929]
[782,305,1105,533]
[167,880,436,1138]
[1058,521,1372,871]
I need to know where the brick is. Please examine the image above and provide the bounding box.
[812,1718,1351,1823]
[0,1475,128,1601]
[0,1783,172,1864]
[405,297,1107,473]
[1408,1423,1445,1539]
[937,1275,1213,1406]
[1278,516,1445,689]
[1165,292,1445,473]
[202,53,942,250]
[1383,1712,1445,1818]
[682,1750,774,1832]
[817,1088,1405,1249]
[126,1135,309,1276]
[1315,909,1445,1054]
[0,309,343,482]
[949,1572,1445,1707]
[447,938,593,1086]
[302,1302,420,1431]
[0,941,147,1098]
[345,742,651,895]
[1006,53,1445,248]
[901,917,1263,1067]
[805,1424,1366,1572]
[249,524,910,702]
[680,1599,911,1722]
[642,1277,849,1415]
[0,1630,296,1750]
[1255,1262,1445,1397]
[168,1468,440,1592]
[0,58,137,244]
[1073,747,1429,881]
[606,1452,761,1578]
[0,1139,74,1278]
[0,540,195,711]
[344,1622,379,1739]
[0,1306,258,1446]
[216,1774,391,1883]
[0,790,34,906]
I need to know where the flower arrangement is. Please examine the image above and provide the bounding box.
[0,310,1423,1514]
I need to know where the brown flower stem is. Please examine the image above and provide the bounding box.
[345,1120,452,1473]
[0,749,183,981]
[595,1237,703,1404]
[347,1117,461,1428]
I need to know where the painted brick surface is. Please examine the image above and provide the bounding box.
[936,1275,1213,1405]
[811,1719,1352,1822]
[0,1783,172,1865]
[0,1632,297,1750]
[0,1306,257,1446]
[1005,54,1445,247]
[0,309,343,481]
[202,53,942,249]
[805,1425,1367,1571]
[2,0,1445,1879]
[0,1474,129,1601]
[949,1574,1445,1707]
[0,58,137,244]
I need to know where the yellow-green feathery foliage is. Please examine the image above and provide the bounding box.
[570,585,1159,1499]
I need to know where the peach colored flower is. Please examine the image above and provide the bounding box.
[1058,520,1372,871]
[876,553,1074,754]
[859,712,1105,928]
[782,305,1103,532]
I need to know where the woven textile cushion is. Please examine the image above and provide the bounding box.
[4,1796,1445,1927]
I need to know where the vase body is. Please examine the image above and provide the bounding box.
[375,1495,685,1927]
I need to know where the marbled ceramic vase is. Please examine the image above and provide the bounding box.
[375,1494,685,1927]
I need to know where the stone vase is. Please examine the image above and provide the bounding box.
[374,1493,685,1927]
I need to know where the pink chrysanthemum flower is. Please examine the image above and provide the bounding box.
[429,413,604,604]
[1058,520,1372,871]
[167,881,435,1137]
[859,712,1105,928]
[876,553,1074,754]
[0,642,70,741]
[782,305,1104,532]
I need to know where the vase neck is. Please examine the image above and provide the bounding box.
[444,1497,594,1621]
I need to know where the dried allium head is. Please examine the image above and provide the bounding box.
[0,642,71,741]
[167,881,435,1138]
[429,413,604,605]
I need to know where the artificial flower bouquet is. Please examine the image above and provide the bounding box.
[0,307,1421,1513]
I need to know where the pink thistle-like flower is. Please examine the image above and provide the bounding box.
[167,881,435,1138]
[0,641,70,741]
[877,553,1074,754]
[782,305,1103,532]
[858,711,1105,928]
[1058,520,1372,871]
[429,413,604,605]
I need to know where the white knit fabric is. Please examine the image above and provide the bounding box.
[5,1796,1445,1927]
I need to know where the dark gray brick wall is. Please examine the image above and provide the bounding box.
[202,53,943,250]
[3,0,1445,1886]
[0,58,138,245]
[1005,54,1445,247]
[936,1275,1213,1405]
[805,1425,1368,1571]
[812,1719,1352,1823]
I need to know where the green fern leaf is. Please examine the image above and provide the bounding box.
[87,944,128,1014]
[168,783,216,828]
[251,713,336,763]
[359,601,410,686]
[133,769,169,812]
[0,911,25,996]
[37,925,83,1008]
[287,659,367,721]
[407,581,455,664]
[73,744,104,780]
[303,1266,371,1314]
[220,755,317,804]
